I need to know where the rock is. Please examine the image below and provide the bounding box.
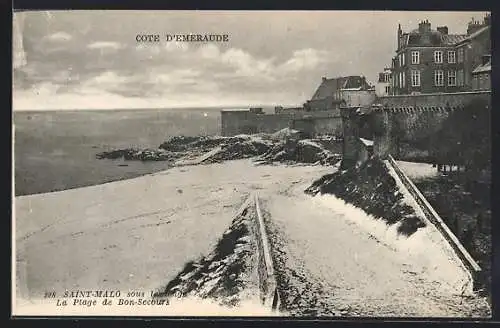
[96,148,172,161]
[260,137,340,166]
[208,260,222,270]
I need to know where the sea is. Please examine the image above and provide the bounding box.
[13,107,230,196]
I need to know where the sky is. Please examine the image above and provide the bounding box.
[12,10,489,110]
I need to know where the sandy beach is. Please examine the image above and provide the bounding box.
[14,159,332,315]
[14,159,490,317]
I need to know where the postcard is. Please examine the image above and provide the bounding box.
[12,10,492,318]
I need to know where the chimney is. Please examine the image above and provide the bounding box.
[418,19,431,33]
[437,26,448,35]
[484,14,491,26]
[467,17,483,35]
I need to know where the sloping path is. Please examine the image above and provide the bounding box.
[265,180,489,317]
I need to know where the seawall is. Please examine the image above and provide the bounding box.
[371,91,491,160]
[221,110,342,137]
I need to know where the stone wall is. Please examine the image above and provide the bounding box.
[290,115,343,137]
[340,107,362,169]
[221,109,342,137]
[341,90,377,107]
[221,110,258,136]
[372,91,491,160]
[274,106,305,115]
[254,114,293,134]
[375,91,491,109]
[341,91,491,167]
[221,111,293,136]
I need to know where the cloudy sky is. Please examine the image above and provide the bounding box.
[13,10,489,110]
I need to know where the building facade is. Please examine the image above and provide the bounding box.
[376,68,392,97]
[456,18,491,91]
[391,15,490,95]
[471,55,491,91]
[304,76,376,113]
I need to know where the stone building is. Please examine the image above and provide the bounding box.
[391,14,490,95]
[376,68,392,97]
[304,76,376,113]
[456,18,491,91]
[472,55,491,91]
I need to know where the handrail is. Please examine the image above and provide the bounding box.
[387,155,482,289]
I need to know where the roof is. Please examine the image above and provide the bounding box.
[311,76,372,100]
[406,31,442,47]
[406,30,468,47]
[441,34,468,45]
[456,25,490,45]
[467,25,490,40]
[472,60,491,74]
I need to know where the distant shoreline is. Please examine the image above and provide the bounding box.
[12,105,300,113]
[13,107,227,113]
[14,108,222,196]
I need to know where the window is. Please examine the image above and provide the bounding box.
[411,70,421,87]
[457,48,464,63]
[448,51,456,63]
[402,53,405,66]
[400,71,406,88]
[434,51,443,63]
[385,86,390,94]
[434,70,444,86]
[448,70,457,86]
[457,69,464,86]
[411,51,420,64]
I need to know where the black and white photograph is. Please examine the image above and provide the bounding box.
[12,10,492,317]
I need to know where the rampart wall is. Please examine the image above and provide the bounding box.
[221,110,342,137]
[372,91,491,160]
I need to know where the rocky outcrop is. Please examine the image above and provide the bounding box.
[96,131,341,166]
[204,137,273,163]
[159,135,229,152]
[96,148,180,161]
[259,138,341,166]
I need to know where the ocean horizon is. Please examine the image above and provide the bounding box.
[12,105,291,113]
[13,107,229,196]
